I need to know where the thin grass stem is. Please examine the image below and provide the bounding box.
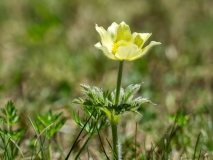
[106,138,117,159]
[97,127,110,160]
[75,135,92,160]
[65,111,95,160]
[135,122,137,160]
[48,140,52,160]
[193,132,201,160]
[53,134,65,159]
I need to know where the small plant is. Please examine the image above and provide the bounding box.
[0,101,26,159]
[70,101,109,159]
[30,110,66,159]
[68,21,161,159]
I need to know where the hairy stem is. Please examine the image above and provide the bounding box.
[115,61,124,105]
[111,60,124,159]
[111,114,118,159]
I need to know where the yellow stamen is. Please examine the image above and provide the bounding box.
[112,42,118,54]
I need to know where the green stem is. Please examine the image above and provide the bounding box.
[54,135,65,159]
[111,60,124,159]
[75,135,92,160]
[48,140,52,160]
[111,114,118,159]
[115,61,124,105]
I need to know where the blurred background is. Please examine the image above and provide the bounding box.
[0,0,213,157]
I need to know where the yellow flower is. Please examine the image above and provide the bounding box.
[94,21,161,61]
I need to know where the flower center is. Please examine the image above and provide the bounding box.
[112,42,118,54]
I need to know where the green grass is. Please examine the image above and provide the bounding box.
[0,100,212,159]
[0,0,213,159]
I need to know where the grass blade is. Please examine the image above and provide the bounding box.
[135,122,137,160]
[65,110,95,160]
[106,138,117,160]
[193,132,201,160]
[97,127,110,160]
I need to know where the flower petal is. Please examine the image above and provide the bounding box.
[115,44,141,61]
[107,22,119,41]
[131,33,152,48]
[132,33,143,48]
[139,33,152,41]
[126,41,161,61]
[141,41,161,55]
[139,33,152,47]
[94,42,116,60]
[116,22,132,42]
[95,24,113,49]
[116,41,161,61]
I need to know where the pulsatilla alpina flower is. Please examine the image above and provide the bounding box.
[95,21,161,61]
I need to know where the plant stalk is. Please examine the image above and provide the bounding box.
[111,114,118,159]
[115,61,124,105]
[111,60,124,159]
[48,140,52,160]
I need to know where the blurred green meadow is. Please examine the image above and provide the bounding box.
[0,0,213,159]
